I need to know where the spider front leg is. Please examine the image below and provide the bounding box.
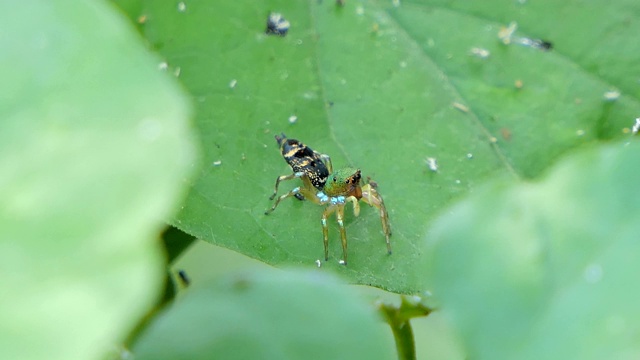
[321,205,335,262]
[347,196,360,216]
[336,204,348,265]
[361,183,392,254]
[321,204,348,265]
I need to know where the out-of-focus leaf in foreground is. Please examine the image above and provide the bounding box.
[113,0,640,293]
[423,140,640,359]
[132,270,395,360]
[0,1,196,360]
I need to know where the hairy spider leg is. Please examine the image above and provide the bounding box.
[347,195,360,216]
[265,176,324,214]
[321,204,347,264]
[321,205,333,262]
[320,196,359,265]
[269,171,304,200]
[361,183,392,254]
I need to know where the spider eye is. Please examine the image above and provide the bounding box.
[333,176,336,182]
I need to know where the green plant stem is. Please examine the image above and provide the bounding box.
[389,317,416,360]
[378,296,433,360]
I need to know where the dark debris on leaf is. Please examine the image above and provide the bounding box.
[266,12,290,36]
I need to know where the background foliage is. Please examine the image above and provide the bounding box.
[424,141,640,359]
[4,0,639,359]
[1,1,195,359]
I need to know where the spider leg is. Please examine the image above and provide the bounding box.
[335,204,348,265]
[346,196,360,216]
[265,186,318,215]
[321,205,338,261]
[361,183,392,254]
[269,171,304,200]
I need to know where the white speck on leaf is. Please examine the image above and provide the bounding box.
[603,90,620,101]
[470,47,490,59]
[425,157,438,172]
[452,102,469,113]
[498,22,517,44]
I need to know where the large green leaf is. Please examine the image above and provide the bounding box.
[0,1,196,360]
[132,270,395,360]
[113,0,640,293]
[422,140,640,359]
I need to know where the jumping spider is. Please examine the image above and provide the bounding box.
[265,133,391,265]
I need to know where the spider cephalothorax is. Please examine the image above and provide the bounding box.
[265,133,391,265]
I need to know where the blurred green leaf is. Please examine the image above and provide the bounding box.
[423,140,640,359]
[133,269,395,360]
[0,1,196,360]
[113,0,640,292]
[172,243,467,360]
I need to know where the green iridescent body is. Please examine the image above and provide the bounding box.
[322,167,362,197]
[265,134,391,265]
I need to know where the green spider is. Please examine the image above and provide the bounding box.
[265,133,391,265]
